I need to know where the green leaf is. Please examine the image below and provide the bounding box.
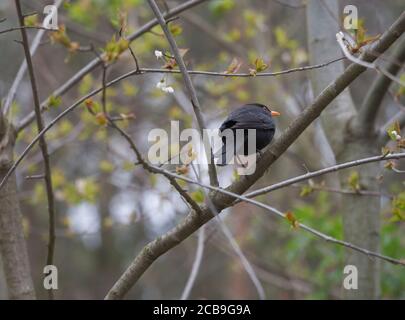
[99,160,114,173]
[209,0,235,17]
[300,185,314,197]
[169,23,183,36]
[254,57,268,72]
[191,189,205,204]
[347,171,360,191]
[24,14,38,27]
[47,95,62,109]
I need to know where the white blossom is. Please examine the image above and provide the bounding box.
[156,79,174,93]
[162,86,174,93]
[154,50,163,59]
[391,130,402,141]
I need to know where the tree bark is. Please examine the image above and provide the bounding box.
[307,0,380,298]
[0,117,35,299]
[337,138,381,299]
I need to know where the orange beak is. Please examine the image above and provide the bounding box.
[270,110,281,117]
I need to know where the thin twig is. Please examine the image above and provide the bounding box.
[25,174,45,180]
[147,0,218,187]
[357,36,405,132]
[14,56,345,132]
[105,156,405,299]
[190,163,265,300]
[180,225,205,300]
[135,58,345,77]
[146,167,405,267]
[3,0,63,117]
[243,153,405,200]
[14,0,56,300]
[0,25,55,35]
[290,184,393,199]
[336,31,405,87]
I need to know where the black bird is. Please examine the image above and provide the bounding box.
[215,103,280,166]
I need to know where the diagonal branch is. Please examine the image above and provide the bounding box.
[103,11,405,299]
[356,36,405,133]
[212,11,405,209]
[147,0,218,187]
[14,0,57,299]
[336,32,405,88]
[105,157,405,299]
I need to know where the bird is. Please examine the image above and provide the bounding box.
[215,103,280,166]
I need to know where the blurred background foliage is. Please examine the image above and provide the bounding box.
[0,0,404,299]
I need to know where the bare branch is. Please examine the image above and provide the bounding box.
[180,226,205,300]
[357,36,405,132]
[105,158,405,299]
[132,57,345,77]
[190,164,265,300]
[0,25,54,35]
[215,216,266,299]
[290,184,393,199]
[243,153,405,200]
[147,0,218,187]
[14,0,56,300]
[336,31,405,87]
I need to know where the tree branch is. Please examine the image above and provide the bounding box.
[180,226,205,300]
[243,152,405,200]
[14,0,56,300]
[356,36,405,133]
[130,57,345,77]
[147,0,218,187]
[105,157,405,299]
[103,11,405,299]
[0,25,55,35]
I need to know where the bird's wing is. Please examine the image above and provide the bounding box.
[220,110,274,131]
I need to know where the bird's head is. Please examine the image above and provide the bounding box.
[249,103,281,117]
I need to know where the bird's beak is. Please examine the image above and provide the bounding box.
[270,110,281,117]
